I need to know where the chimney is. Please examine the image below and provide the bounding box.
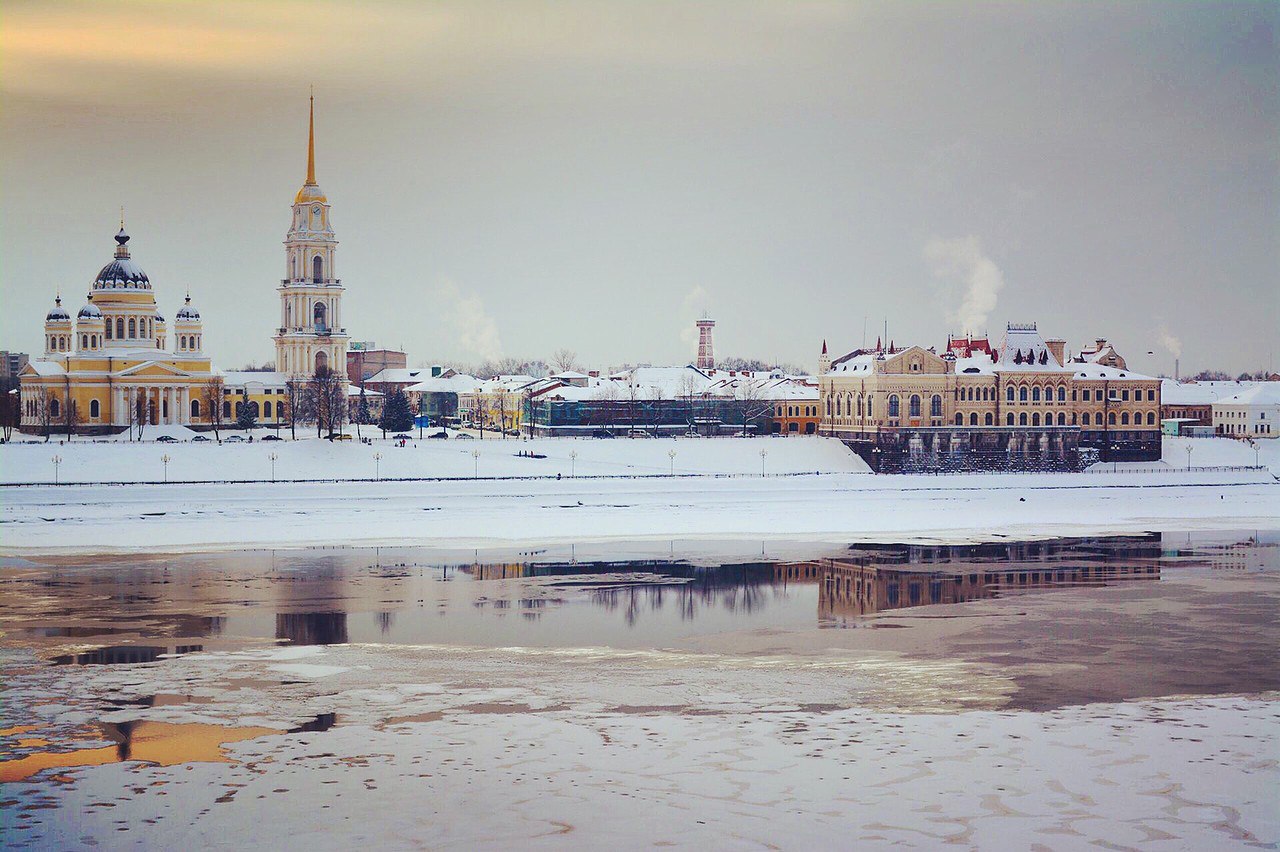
[1045,338,1066,365]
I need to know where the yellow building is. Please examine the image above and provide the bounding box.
[19,227,218,433]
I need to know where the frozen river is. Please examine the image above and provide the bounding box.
[1,531,1277,848]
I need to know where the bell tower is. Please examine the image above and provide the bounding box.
[274,94,349,380]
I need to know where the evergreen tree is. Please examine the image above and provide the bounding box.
[236,400,259,431]
[379,388,414,434]
[357,386,372,424]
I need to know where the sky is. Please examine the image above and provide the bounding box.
[1,0,1276,376]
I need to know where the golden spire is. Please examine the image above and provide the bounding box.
[306,88,316,186]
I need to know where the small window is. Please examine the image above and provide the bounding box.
[1019,386,1028,402]
[90,399,100,418]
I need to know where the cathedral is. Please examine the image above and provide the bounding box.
[19,98,348,434]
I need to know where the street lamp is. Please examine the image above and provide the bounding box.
[472,449,481,479]
[1111,443,1120,473]
[161,453,171,483]
[668,448,677,476]
[373,451,382,481]
[569,450,578,478]
[268,451,279,482]
[51,454,62,485]
[1185,444,1192,472]
[759,448,767,477]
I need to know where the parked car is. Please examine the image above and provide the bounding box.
[225,435,245,443]
[392,434,413,440]
[156,435,178,443]
[455,433,474,440]
[428,431,449,439]
[591,429,614,439]
[191,435,211,442]
[626,430,653,439]
[261,434,282,441]
[327,433,352,441]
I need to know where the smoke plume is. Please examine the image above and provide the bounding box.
[925,236,1005,334]
[1157,324,1182,358]
[433,279,503,361]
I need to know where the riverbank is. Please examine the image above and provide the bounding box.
[2,468,1276,554]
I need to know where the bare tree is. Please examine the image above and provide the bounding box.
[129,393,151,442]
[64,397,85,441]
[309,366,345,438]
[283,379,304,440]
[34,392,53,442]
[204,376,226,441]
[732,376,772,436]
[678,372,701,435]
[551,348,581,373]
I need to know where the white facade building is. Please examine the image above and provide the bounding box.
[1213,384,1280,438]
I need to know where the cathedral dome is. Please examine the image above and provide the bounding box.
[93,228,151,290]
[46,297,71,322]
[176,295,200,321]
[78,301,103,319]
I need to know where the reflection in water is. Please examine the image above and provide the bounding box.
[0,722,277,783]
[6,532,1273,661]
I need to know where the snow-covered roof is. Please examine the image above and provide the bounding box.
[1214,383,1280,407]
[24,360,65,377]
[1069,365,1156,381]
[347,385,383,397]
[1160,379,1253,406]
[367,368,433,385]
[827,353,878,375]
[954,353,996,375]
[221,370,289,387]
[994,324,1070,372]
[406,374,481,394]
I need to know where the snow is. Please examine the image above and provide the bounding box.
[1217,382,1280,406]
[0,435,865,483]
[1160,378,1255,406]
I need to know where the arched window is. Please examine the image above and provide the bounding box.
[866,396,873,418]
[316,350,329,373]
[191,399,201,418]
[1032,386,1041,402]
[90,399,100,418]
[1082,412,1090,426]
[1108,412,1117,425]
[264,401,272,418]
[223,401,231,418]
[954,412,963,425]
[1121,412,1130,425]
[1032,413,1040,426]
[1019,412,1027,426]
[314,302,327,331]
[50,398,60,418]
[128,318,136,338]
[81,334,88,349]
[116,318,124,338]
[1058,412,1066,425]
[930,395,942,417]
[1057,386,1066,402]
[313,255,324,283]
[909,395,921,417]
[835,396,842,416]
[1147,412,1155,425]
[857,395,863,417]
[1019,386,1028,402]
[985,412,993,426]
[1006,386,1015,402]
[1006,413,1014,426]
[888,395,900,418]
[970,412,979,426]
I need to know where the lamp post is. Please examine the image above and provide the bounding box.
[759,448,767,477]
[1111,443,1119,473]
[1185,444,1192,471]
[268,451,278,482]
[161,453,171,483]
[569,450,578,478]
[373,451,382,481]
[668,448,677,476]
[51,454,62,485]
[472,449,480,479]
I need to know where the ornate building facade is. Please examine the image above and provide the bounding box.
[819,323,1162,471]
[19,227,217,432]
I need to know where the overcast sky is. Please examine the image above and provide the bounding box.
[2,1,1276,375]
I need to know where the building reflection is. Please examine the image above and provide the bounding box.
[275,612,348,645]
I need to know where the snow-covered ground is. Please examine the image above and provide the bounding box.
[1,434,869,483]
[3,643,1275,849]
[1,469,1276,554]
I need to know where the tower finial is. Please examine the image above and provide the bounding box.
[119,205,125,229]
[306,89,316,185]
